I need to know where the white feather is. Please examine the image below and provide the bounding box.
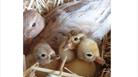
[57,0,111,40]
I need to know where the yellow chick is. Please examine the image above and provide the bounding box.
[65,58,96,77]
[59,30,86,62]
[77,37,105,65]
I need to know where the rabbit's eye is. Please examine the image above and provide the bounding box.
[32,23,36,27]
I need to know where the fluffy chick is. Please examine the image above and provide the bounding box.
[65,58,96,77]
[77,37,105,64]
[25,51,60,77]
[33,42,58,65]
[59,30,86,62]
[32,42,60,77]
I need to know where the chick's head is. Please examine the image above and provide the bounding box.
[77,38,105,64]
[33,42,57,65]
[59,30,86,63]
[62,30,86,50]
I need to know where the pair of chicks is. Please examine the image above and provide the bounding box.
[59,30,105,65]
[59,31,105,77]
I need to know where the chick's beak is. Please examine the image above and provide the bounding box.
[95,56,105,65]
[63,43,73,50]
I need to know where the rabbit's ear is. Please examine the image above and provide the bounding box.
[95,56,105,65]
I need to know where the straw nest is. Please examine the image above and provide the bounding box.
[95,31,111,77]
[24,0,74,14]
[23,0,111,77]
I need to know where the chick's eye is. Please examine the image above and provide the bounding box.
[41,54,46,57]
[85,51,93,58]
[74,37,78,41]
[86,54,92,57]
[32,23,36,27]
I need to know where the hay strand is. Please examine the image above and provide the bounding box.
[32,67,83,77]
[24,62,39,77]
[59,56,67,76]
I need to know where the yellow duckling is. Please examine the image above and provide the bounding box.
[77,37,105,65]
